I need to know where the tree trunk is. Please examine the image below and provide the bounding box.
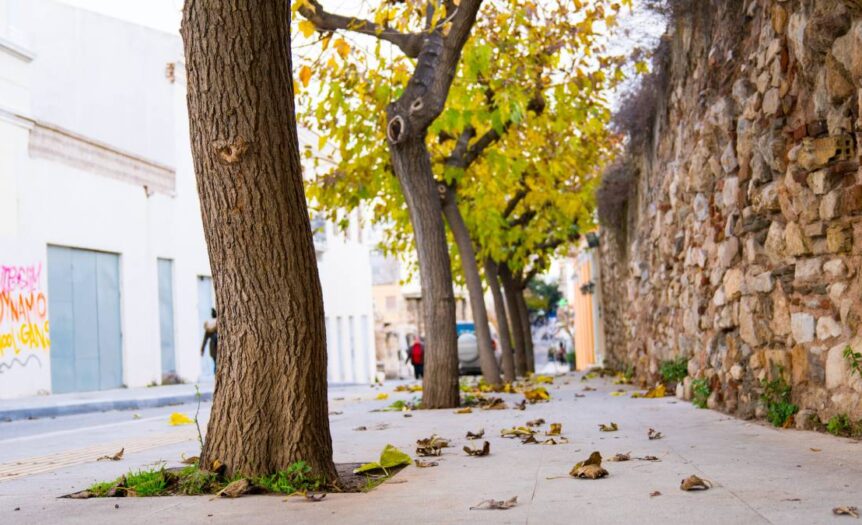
[389,136,459,408]
[484,258,515,383]
[516,286,535,374]
[181,0,336,480]
[499,264,526,377]
[440,185,501,385]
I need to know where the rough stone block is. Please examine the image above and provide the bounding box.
[816,316,843,340]
[784,222,810,256]
[791,312,815,343]
[826,341,851,389]
[826,225,851,253]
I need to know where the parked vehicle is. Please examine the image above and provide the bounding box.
[456,321,500,375]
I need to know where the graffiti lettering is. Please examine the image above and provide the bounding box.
[0,264,42,294]
[0,264,50,359]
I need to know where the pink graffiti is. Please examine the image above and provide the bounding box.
[0,264,42,294]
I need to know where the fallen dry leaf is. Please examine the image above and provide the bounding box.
[609,390,627,397]
[353,426,367,431]
[480,397,508,410]
[638,455,660,462]
[97,448,124,461]
[470,496,518,510]
[466,428,485,440]
[375,393,389,400]
[570,452,609,479]
[523,387,550,403]
[680,475,712,491]
[455,407,473,414]
[216,479,251,498]
[583,386,596,391]
[834,506,859,518]
[463,441,490,457]
[541,437,569,445]
[810,448,821,452]
[608,452,631,462]
[501,426,536,439]
[180,454,199,465]
[304,492,326,502]
[632,384,666,399]
[648,428,663,440]
[599,422,619,432]
[526,418,546,427]
[169,412,194,426]
[521,435,539,444]
[546,423,562,436]
[575,393,586,398]
[414,459,439,468]
[650,491,662,497]
[416,435,450,456]
[514,400,526,410]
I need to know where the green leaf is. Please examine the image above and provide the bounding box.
[353,444,411,474]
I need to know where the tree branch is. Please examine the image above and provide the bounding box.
[299,0,424,58]
[502,188,528,219]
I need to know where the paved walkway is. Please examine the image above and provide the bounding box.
[1,373,860,524]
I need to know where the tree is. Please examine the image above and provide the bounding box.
[181,0,337,480]
[297,0,487,408]
[297,0,626,384]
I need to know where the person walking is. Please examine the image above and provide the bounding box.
[404,335,424,380]
[201,308,218,374]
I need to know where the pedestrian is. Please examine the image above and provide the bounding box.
[405,335,424,380]
[201,308,218,374]
[557,342,567,367]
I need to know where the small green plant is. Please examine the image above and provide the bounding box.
[124,467,171,496]
[177,465,220,495]
[844,346,862,378]
[760,370,797,428]
[827,414,852,436]
[660,357,688,384]
[692,378,710,409]
[193,384,204,452]
[253,461,322,495]
[87,481,115,497]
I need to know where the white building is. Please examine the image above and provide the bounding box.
[0,0,375,399]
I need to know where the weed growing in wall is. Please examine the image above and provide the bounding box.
[691,378,710,409]
[660,357,688,385]
[760,369,797,428]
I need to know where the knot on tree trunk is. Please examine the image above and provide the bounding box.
[213,138,250,165]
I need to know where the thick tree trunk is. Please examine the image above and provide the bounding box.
[484,259,515,383]
[499,264,526,377]
[181,1,336,480]
[389,137,459,408]
[516,287,535,374]
[440,185,501,385]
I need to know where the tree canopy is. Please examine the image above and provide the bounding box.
[294,0,628,268]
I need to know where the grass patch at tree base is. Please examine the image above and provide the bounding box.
[64,462,407,499]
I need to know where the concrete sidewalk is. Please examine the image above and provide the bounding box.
[2,373,861,524]
[0,383,215,422]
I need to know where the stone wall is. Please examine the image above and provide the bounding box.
[599,0,862,426]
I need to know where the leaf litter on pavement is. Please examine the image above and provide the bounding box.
[97,448,124,461]
[680,475,712,491]
[416,435,450,457]
[470,496,518,510]
[463,441,490,456]
[570,452,608,479]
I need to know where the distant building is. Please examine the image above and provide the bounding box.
[0,0,375,399]
[556,236,606,370]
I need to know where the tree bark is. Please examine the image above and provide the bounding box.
[499,264,527,377]
[440,185,501,385]
[181,0,336,480]
[389,137,459,408]
[516,286,535,374]
[484,259,515,383]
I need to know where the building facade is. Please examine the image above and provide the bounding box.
[0,0,375,399]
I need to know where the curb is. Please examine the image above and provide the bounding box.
[0,391,213,422]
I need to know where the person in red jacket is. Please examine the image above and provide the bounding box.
[405,335,424,380]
